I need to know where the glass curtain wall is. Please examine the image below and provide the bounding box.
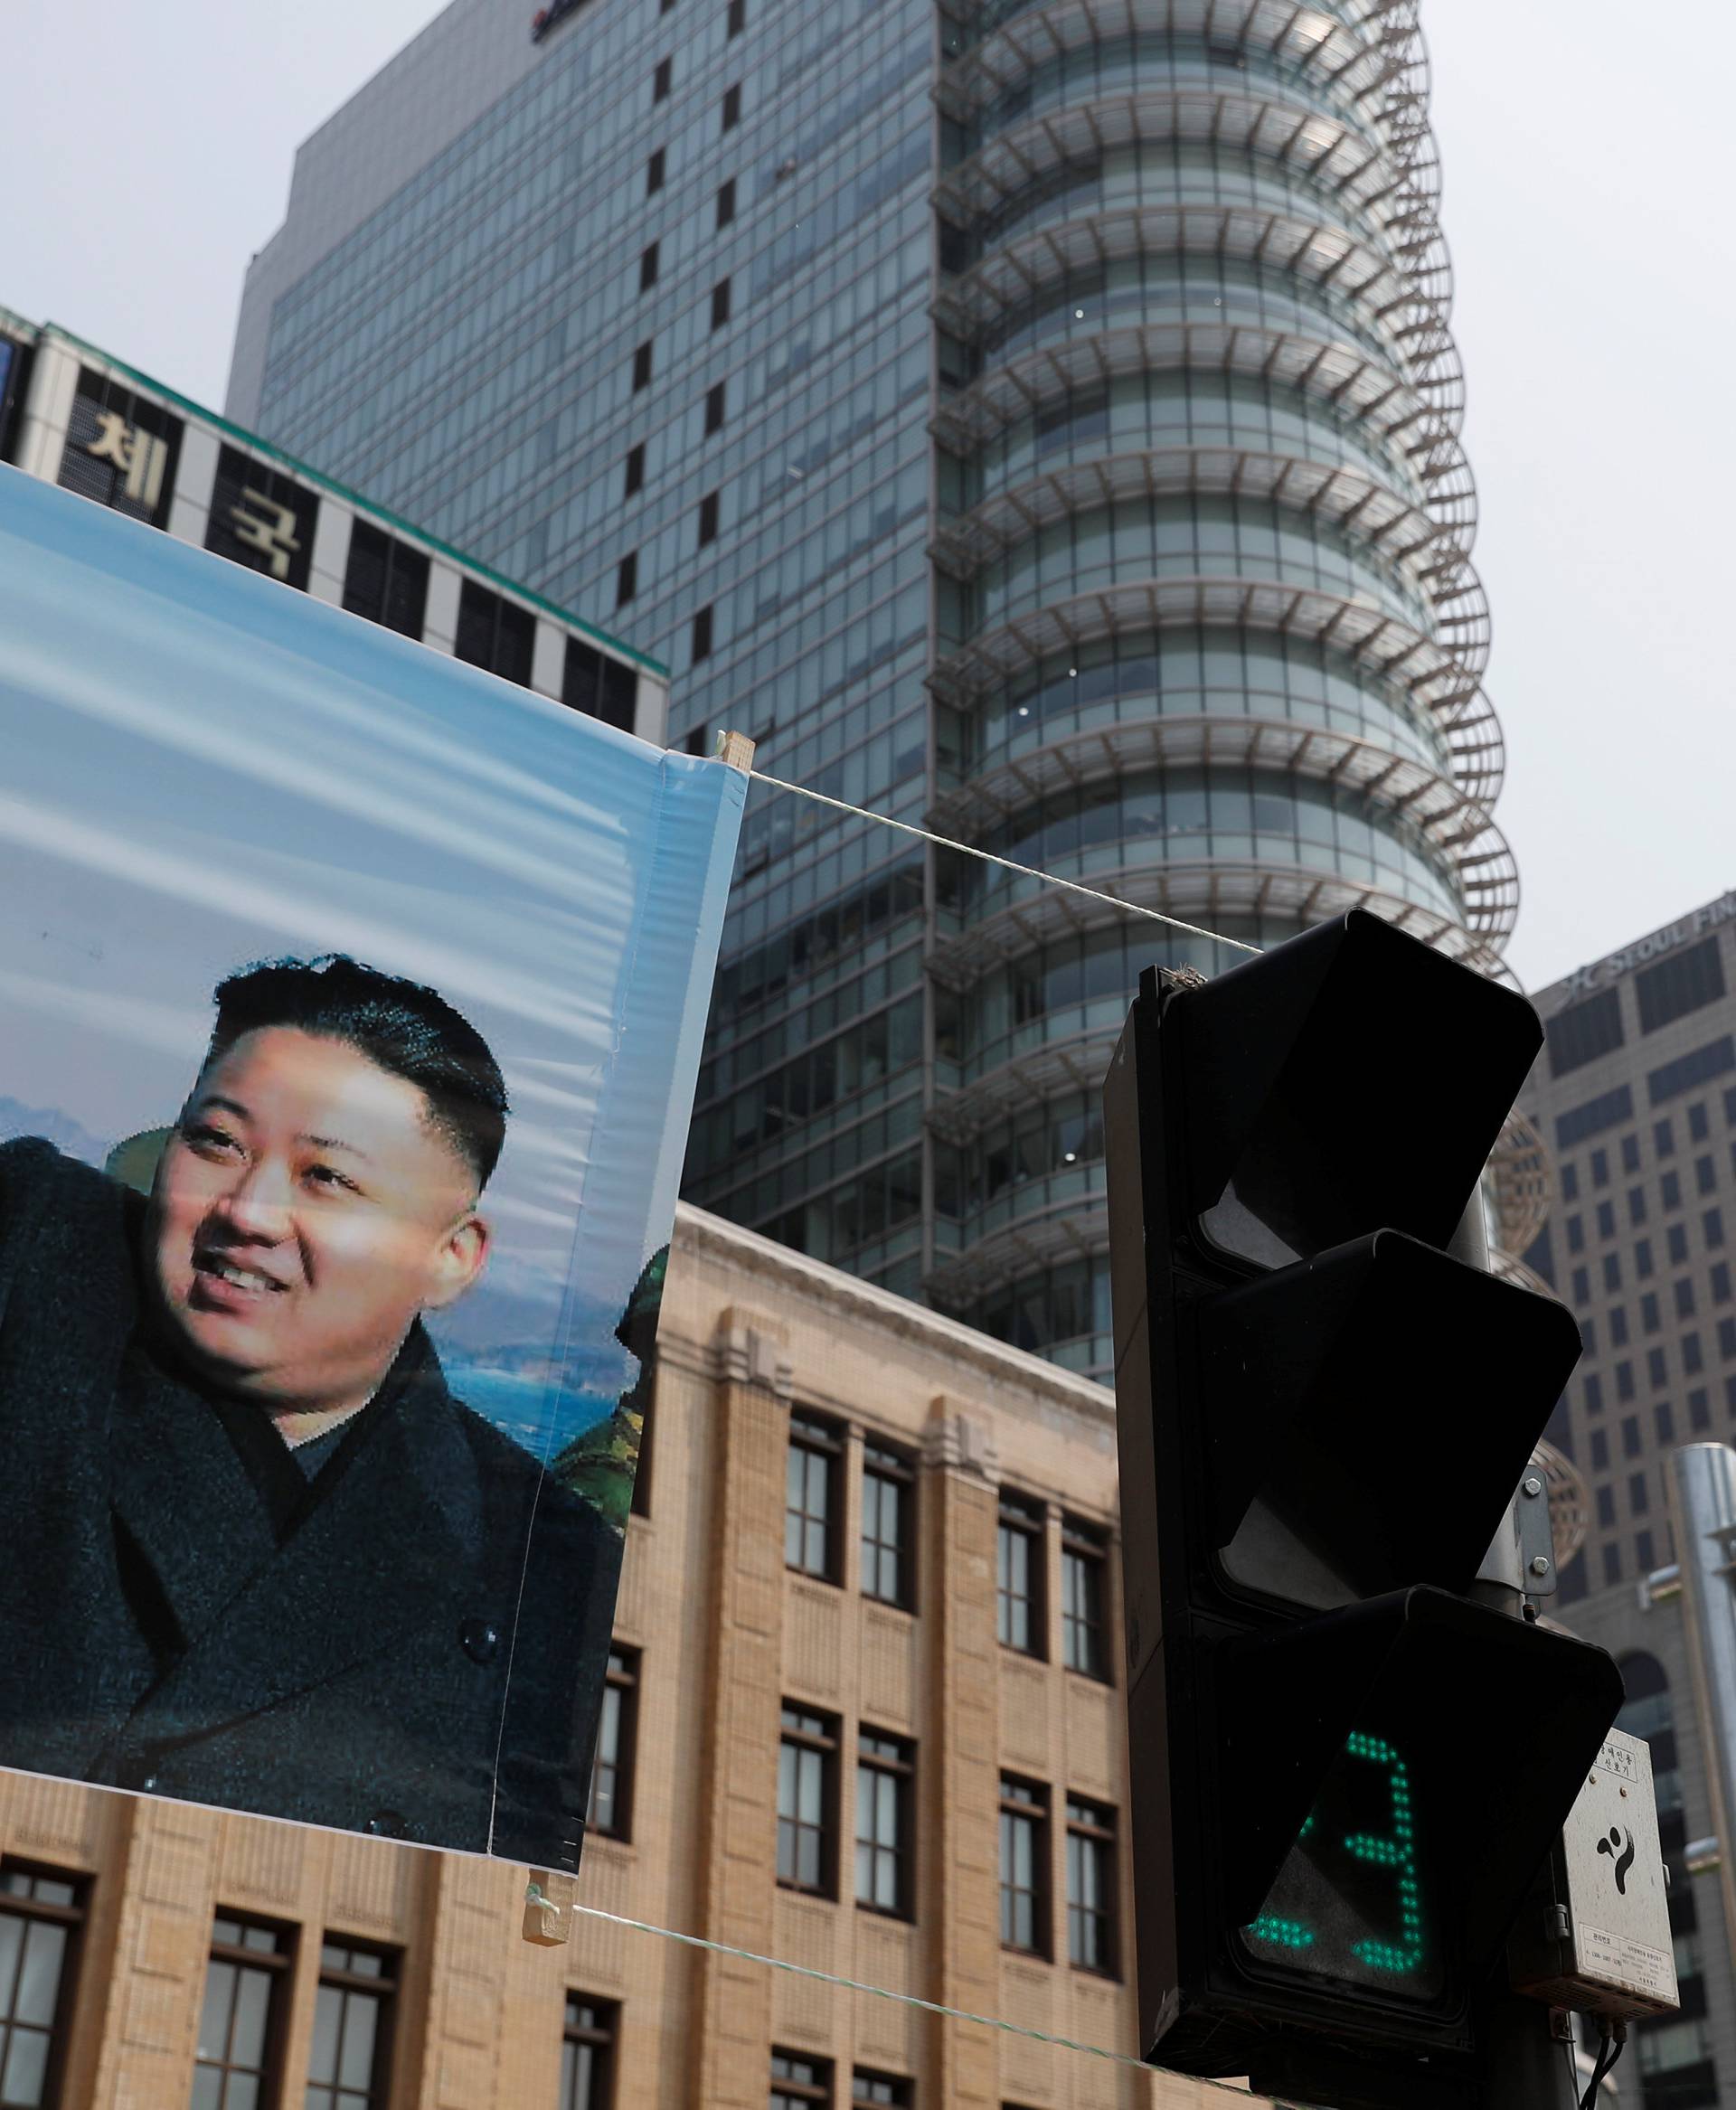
[924,0,1513,1374]
[242,0,1514,1377]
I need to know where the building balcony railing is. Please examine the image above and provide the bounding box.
[930,203,1443,368]
[928,573,1498,791]
[926,710,1514,928]
[929,446,1467,607]
[924,853,1510,994]
[929,321,1478,549]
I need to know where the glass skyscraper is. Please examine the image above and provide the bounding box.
[231,0,1511,1379]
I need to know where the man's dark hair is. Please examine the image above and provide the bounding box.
[205,956,509,1189]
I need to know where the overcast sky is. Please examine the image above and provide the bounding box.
[5,0,1731,994]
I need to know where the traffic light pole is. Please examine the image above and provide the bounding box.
[1451,1193,1587,2110]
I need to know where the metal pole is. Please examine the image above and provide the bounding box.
[1449,1187,1589,2110]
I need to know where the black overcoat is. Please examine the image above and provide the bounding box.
[0,1137,619,1867]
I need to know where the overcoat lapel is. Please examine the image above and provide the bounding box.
[121,1356,486,1737]
[108,1356,280,1650]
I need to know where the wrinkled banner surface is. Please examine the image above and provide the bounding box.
[0,469,743,1866]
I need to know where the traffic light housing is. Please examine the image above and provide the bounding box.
[1106,910,1623,2110]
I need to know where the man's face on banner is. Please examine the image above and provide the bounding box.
[146,1027,489,1413]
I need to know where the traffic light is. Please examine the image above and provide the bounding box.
[1105,909,1623,2110]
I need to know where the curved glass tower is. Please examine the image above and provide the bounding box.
[231,0,1513,1386]
[924,0,1513,1372]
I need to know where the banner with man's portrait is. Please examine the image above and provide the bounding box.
[0,468,744,1869]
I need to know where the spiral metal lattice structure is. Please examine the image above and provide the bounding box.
[926,0,1518,1369]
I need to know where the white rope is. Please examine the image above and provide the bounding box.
[746,767,1264,957]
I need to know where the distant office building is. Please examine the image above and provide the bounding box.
[1520,890,1736,1602]
[1560,1443,1736,2110]
[227,0,1512,1377]
[0,307,665,743]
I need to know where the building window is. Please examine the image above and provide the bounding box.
[999,1778,1049,1955]
[1636,1528,1656,1574]
[777,1709,838,1895]
[851,2074,908,2107]
[1684,1333,1704,1374]
[712,278,732,331]
[616,552,637,608]
[1590,1427,1609,1471]
[1668,1223,1690,1266]
[997,1493,1045,1655]
[786,1412,841,1579]
[1656,1118,1676,1157]
[587,1648,638,1840]
[861,1441,914,1608]
[1663,1170,1683,1210]
[1596,1484,1616,1529]
[653,55,672,100]
[1604,1542,1623,1586]
[629,1348,656,1517]
[771,2052,831,2110]
[698,490,720,548]
[1705,1207,1725,1248]
[632,340,654,391]
[623,444,645,498]
[1584,1372,1603,1416]
[307,1942,396,2110]
[1691,1387,1712,1430]
[1656,1402,1675,1444]
[855,1729,913,1917]
[561,1997,617,2110]
[704,380,727,434]
[0,1866,83,2110]
[646,147,665,195]
[1622,1134,1642,1173]
[639,242,659,292]
[1676,1278,1697,1319]
[1616,1361,1634,1401]
[1648,1347,1668,1389]
[1566,1215,1585,1254]
[1590,1147,1609,1188]
[562,639,637,732]
[691,605,713,664]
[1061,1519,1109,1679]
[1696,1153,1717,1196]
[1630,1473,1650,1516]
[727,0,746,31]
[717,178,736,229]
[454,579,534,685]
[1560,1162,1580,1201]
[1641,1292,1661,1333]
[722,82,741,129]
[1596,1200,1616,1239]
[195,1915,290,2110]
[341,520,429,639]
[1690,1102,1712,1143]
[1571,1267,1590,1305]
[1547,989,1624,1078]
[1610,1305,1629,1346]
[1066,1799,1118,1975]
[1602,1253,1621,1293]
[1622,1415,1642,1457]
[1637,936,1726,1034]
[1631,1188,1648,1228]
